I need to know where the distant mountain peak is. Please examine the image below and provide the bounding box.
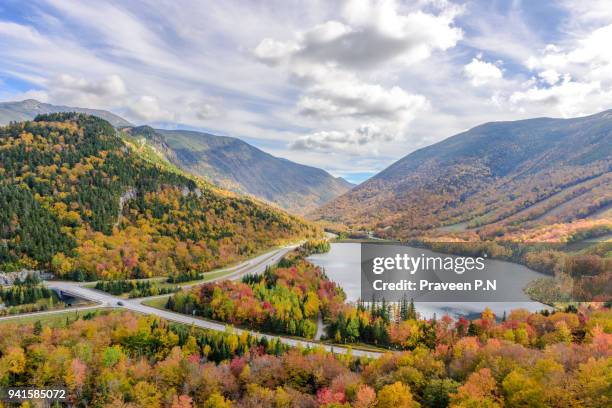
[17,99,43,108]
[0,99,132,128]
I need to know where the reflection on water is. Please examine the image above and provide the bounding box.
[308,243,552,319]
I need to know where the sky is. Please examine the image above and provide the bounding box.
[1,0,612,184]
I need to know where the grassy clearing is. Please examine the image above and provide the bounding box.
[141,296,170,309]
[320,340,389,353]
[0,307,113,328]
[175,268,242,287]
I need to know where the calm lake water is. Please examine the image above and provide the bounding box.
[308,243,551,319]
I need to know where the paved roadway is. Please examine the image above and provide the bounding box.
[1,245,383,359]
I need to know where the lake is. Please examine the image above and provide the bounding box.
[308,242,551,319]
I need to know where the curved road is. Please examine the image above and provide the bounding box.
[1,245,383,359]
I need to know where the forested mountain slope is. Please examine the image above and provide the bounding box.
[126,126,353,215]
[0,100,353,215]
[0,99,131,127]
[0,113,316,279]
[312,110,612,241]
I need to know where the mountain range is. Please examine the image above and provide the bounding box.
[125,126,353,215]
[3,99,609,242]
[0,100,352,215]
[312,110,611,241]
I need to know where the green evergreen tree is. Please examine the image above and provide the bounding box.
[467,321,478,336]
[33,320,43,335]
[407,298,417,320]
[400,294,408,321]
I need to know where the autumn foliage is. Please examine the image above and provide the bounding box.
[0,114,316,279]
[167,246,344,339]
[0,307,610,407]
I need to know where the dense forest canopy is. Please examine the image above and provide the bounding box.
[0,113,317,279]
[167,241,343,339]
[0,307,609,407]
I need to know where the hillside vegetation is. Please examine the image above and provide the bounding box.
[312,110,612,243]
[167,241,343,339]
[0,113,316,280]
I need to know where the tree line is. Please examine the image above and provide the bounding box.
[94,279,179,298]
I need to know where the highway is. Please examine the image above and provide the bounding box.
[1,245,383,359]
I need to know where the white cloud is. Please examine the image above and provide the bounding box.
[291,124,394,153]
[527,24,612,78]
[509,77,611,118]
[126,96,176,122]
[560,0,612,26]
[512,22,612,117]
[253,0,458,151]
[296,69,429,122]
[192,103,221,120]
[0,21,48,45]
[256,0,463,70]
[52,74,126,98]
[463,57,503,86]
[538,69,560,85]
[254,38,301,66]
